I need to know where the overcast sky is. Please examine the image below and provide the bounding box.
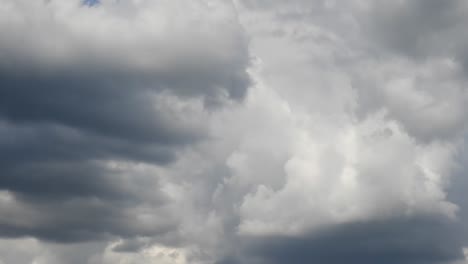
[0,0,468,263]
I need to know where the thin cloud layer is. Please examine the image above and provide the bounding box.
[0,0,467,264]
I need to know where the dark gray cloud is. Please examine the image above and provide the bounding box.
[0,0,251,245]
[364,0,467,59]
[0,74,201,146]
[0,158,176,243]
[448,142,468,246]
[0,197,176,243]
[220,217,465,264]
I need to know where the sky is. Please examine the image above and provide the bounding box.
[0,0,467,263]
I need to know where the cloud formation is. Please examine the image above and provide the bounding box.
[0,0,249,244]
[0,0,467,264]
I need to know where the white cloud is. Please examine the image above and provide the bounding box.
[205,1,465,238]
[0,0,249,100]
[91,241,189,264]
[0,0,244,70]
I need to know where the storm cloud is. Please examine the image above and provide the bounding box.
[0,0,467,264]
[219,217,465,264]
[0,0,250,244]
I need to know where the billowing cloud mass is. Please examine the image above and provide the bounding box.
[0,0,467,264]
[0,0,249,244]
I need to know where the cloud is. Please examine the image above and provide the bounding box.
[205,0,468,262]
[0,0,250,244]
[221,217,465,264]
[0,0,467,264]
[363,0,468,60]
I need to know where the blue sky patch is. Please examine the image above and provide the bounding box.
[83,0,99,7]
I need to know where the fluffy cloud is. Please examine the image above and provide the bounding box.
[208,0,468,262]
[0,0,467,264]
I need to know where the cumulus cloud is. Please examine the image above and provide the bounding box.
[0,0,467,264]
